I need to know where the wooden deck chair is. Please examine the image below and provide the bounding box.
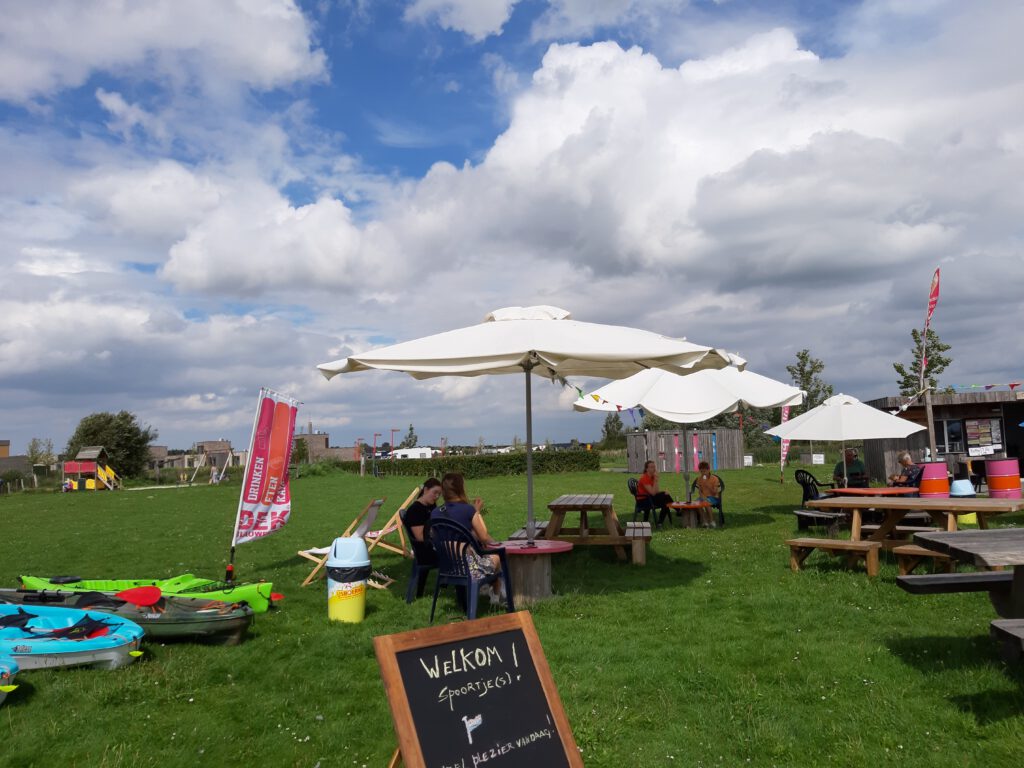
[365,487,420,558]
[297,497,386,586]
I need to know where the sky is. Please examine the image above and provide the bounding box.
[2,0,1023,456]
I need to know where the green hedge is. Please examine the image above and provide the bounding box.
[293,451,600,480]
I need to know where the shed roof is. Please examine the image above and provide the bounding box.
[75,446,108,460]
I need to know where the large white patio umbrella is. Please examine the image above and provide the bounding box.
[765,393,925,483]
[317,306,736,543]
[573,366,804,422]
[574,366,802,493]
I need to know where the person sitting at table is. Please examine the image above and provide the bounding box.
[404,477,442,542]
[888,452,922,488]
[695,461,721,527]
[430,472,502,583]
[833,448,868,488]
[637,460,674,528]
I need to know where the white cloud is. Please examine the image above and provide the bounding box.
[0,0,326,104]
[404,0,522,41]
[69,160,225,239]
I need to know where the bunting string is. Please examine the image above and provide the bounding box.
[952,382,1022,391]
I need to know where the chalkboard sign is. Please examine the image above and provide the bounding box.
[374,611,582,768]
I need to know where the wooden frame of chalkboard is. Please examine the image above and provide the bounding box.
[374,611,582,768]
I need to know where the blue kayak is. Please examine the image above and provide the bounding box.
[0,604,144,671]
[0,655,17,706]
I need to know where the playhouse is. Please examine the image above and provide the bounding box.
[62,446,121,491]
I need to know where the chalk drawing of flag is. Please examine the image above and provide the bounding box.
[462,714,483,744]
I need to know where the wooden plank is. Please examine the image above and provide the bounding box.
[915,530,1024,568]
[896,571,1013,594]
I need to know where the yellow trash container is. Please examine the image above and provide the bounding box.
[326,537,371,623]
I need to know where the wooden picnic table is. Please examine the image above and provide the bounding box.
[545,493,628,561]
[914,529,1024,619]
[805,496,1024,544]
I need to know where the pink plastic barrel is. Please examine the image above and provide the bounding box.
[986,458,1022,499]
[918,462,950,498]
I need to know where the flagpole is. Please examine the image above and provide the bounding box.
[227,387,267,583]
[921,268,941,460]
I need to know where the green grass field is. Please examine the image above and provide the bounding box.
[2,466,1023,767]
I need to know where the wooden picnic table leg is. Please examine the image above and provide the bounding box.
[545,511,566,539]
[868,510,905,542]
[603,507,627,561]
[850,508,863,541]
[580,510,590,538]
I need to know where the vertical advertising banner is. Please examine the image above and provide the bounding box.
[231,389,299,546]
[779,405,791,476]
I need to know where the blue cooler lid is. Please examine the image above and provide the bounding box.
[326,536,370,568]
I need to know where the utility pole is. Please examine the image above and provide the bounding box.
[390,427,399,459]
[373,433,382,477]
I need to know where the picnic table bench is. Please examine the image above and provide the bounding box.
[544,494,649,564]
[786,537,882,577]
[990,619,1024,662]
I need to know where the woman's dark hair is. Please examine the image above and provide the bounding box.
[441,472,469,503]
[417,477,441,498]
[643,460,655,473]
[698,461,710,471]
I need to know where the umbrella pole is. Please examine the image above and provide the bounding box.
[524,366,536,545]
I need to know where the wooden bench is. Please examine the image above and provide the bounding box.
[508,521,549,540]
[786,538,882,577]
[892,544,953,576]
[990,619,1024,662]
[624,522,652,566]
[895,571,1014,595]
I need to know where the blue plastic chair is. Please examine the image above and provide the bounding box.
[427,518,514,623]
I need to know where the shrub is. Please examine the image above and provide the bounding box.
[296,451,600,480]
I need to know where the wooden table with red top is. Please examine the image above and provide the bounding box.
[828,486,920,497]
[497,539,574,606]
[668,500,712,528]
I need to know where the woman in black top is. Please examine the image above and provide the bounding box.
[404,477,442,541]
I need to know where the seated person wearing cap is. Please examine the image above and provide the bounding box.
[888,452,922,487]
[833,448,868,488]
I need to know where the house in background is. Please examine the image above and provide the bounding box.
[0,439,9,458]
[292,429,358,463]
[864,390,1024,480]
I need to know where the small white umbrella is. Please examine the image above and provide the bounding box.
[318,306,736,542]
[573,366,803,422]
[574,366,801,494]
[765,393,925,483]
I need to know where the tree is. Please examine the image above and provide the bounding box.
[786,349,834,415]
[64,411,157,478]
[291,437,309,465]
[399,423,418,448]
[26,437,56,466]
[893,327,953,396]
[600,412,626,449]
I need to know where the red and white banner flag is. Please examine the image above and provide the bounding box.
[920,267,941,388]
[924,267,941,328]
[779,405,791,475]
[231,388,299,546]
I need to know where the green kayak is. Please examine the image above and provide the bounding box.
[19,574,274,614]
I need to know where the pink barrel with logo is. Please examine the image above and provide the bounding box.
[917,462,950,498]
[986,458,1022,499]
